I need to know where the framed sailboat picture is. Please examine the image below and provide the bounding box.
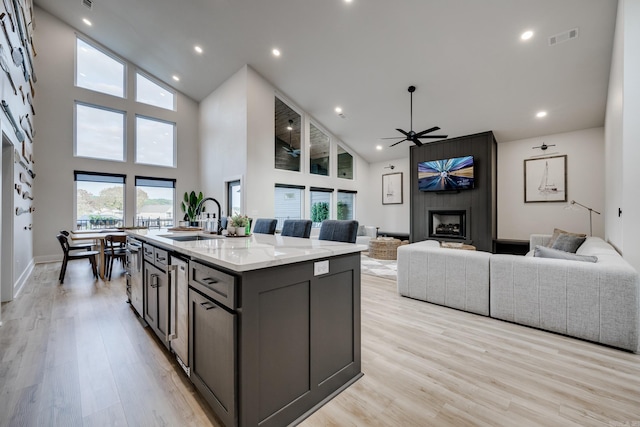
[382,172,403,204]
[524,155,567,203]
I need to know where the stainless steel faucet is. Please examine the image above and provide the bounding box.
[195,197,222,233]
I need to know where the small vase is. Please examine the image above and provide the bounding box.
[236,226,246,236]
[189,221,199,227]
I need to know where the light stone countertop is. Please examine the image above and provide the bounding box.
[127,228,366,272]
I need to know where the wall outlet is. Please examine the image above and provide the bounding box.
[314,260,329,276]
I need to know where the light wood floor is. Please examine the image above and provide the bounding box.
[1,262,640,427]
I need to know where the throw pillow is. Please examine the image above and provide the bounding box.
[357,225,366,236]
[550,233,586,253]
[546,228,586,248]
[534,245,598,263]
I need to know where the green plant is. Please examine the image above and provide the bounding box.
[311,202,329,223]
[181,191,204,222]
[231,214,248,228]
[337,201,350,220]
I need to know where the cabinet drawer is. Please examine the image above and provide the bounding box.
[142,244,155,264]
[154,247,169,269]
[190,261,236,310]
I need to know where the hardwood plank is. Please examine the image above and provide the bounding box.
[1,262,640,427]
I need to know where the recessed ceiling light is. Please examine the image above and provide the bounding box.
[536,111,547,118]
[335,107,343,114]
[376,145,383,151]
[344,0,353,3]
[194,45,203,54]
[521,30,534,40]
[172,75,180,82]
[82,18,92,26]
[272,48,281,57]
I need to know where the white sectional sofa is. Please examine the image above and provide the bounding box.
[397,236,640,352]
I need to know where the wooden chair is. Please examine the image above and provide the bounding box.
[104,234,127,280]
[252,218,277,235]
[59,230,93,251]
[281,219,312,238]
[56,234,99,284]
[318,220,359,243]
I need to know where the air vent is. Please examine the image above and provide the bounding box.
[549,27,579,46]
[82,0,93,9]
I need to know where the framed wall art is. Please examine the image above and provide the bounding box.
[382,172,403,205]
[524,155,567,203]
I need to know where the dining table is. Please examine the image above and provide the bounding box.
[70,230,128,279]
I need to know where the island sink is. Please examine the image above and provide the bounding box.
[161,234,223,242]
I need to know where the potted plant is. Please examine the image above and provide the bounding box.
[181,191,204,226]
[231,214,248,236]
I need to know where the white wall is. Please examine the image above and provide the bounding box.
[497,128,605,240]
[201,65,373,226]
[32,8,200,261]
[605,0,640,272]
[364,158,411,234]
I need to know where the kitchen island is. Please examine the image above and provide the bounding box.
[127,229,364,427]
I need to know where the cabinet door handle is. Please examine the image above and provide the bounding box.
[200,301,216,310]
[150,274,159,288]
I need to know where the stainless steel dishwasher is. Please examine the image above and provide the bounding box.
[169,254,189,376]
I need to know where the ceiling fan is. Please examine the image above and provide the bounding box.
[383,86,447,147]
[283,120,300,157]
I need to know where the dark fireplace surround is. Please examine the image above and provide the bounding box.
[428,210,467,240]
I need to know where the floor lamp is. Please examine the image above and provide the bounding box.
[569,200,601,236]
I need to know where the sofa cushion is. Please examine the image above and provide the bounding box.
[550,233,586,253]
[547,228,586,249]
[534,245,598,263]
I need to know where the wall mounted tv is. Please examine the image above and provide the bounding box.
[417,155,475,192]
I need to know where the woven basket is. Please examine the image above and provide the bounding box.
[368,238,402,260]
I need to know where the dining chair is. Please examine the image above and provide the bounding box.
[59,230,93,251]
[253,218,278,235]
[104,234,127,280]
[56,234,99,284]
[318,220,359,244]
[281,219,312,238]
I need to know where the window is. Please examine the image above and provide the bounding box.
[275,97,301,172]
[274,184,304,230]
[75,103,125,161]
[337,191,356,220]
[310,187,333,228]
[76,37,125,98]
[135,177,176,228]
[136,73,175,110]
[75,172,125,229]
[310,123,330,176]
[227,180,242,217]
[337,144,353,179]
[135,116,176,167]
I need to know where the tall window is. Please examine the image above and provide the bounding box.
[310,187,333,228]
[75,172,125,229]
[337,144,354,179]
[274,184,304,230]
[135,116,176,167]
[75,103,125,161]
[135,177,176,228]
[337,191,356,220]
[275,97,301,172]
[136,73,175,110]
[76,37,125,98]
[227,180,241,217]
[310,123,329,176]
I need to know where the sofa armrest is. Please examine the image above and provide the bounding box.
[530,234,551,251]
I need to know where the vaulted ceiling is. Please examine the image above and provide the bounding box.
[34,0,618,163]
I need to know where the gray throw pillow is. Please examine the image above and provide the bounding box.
[546,228,586,248]
[534,245,597,263]
[550,233,586,253]
[357,225,366,236]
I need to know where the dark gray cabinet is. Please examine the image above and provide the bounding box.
[189,288,237,427]
[144,262,169,342]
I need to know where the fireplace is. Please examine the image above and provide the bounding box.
[428,210,466,240]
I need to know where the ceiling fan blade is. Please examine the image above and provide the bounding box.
[380,137,405,140]
[417,134,448,139]
[412,139,423,147]
[389,138,408,147]
[414,126,440,137]
[395,128,410,137]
